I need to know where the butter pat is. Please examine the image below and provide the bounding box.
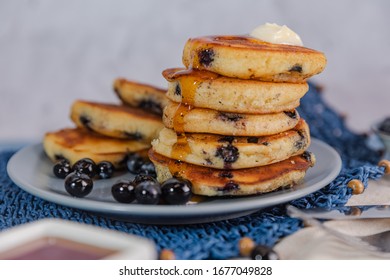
[250,23,303,46]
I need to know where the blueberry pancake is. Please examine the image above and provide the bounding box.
[43,128,150,168]
[149,149,315,196]
[163,101,300,136]
[70,100,164,142]
[113,78,168,116]
[182,35,326,83]
[152,119,310,169]
[163,68,307,114]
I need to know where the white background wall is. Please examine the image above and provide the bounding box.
[1,0,389,141]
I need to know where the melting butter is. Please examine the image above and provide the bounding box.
[250,23,303,46]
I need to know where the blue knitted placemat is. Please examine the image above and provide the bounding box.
[0,83,387,259]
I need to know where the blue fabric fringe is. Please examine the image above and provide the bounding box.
[0,83,386,259]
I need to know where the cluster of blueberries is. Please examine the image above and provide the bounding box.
[111,174,192,205]
[53,153,192,205]
[53,158,114,197]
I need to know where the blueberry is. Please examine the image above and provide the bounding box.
[161,178,192,205]
[111,180,136,203]
[300,151,312,162]
[284,111,297,119]
[198,48,214,66]
[218,181,239,193]
[126,153,144,174]
[132,174,158,186]
[138,99,163,116]
[215,144,239,163]
[53,159,72,179]
[218,112,243,122]
[174,83,181,96]
[139,161,156,176]
[250,245,279,260]
[72,158,98,178]
[64,172,93,198]
[289,64,303,73]
[97,161,115,179]
[79,115,92,130]
[134,181,161,205]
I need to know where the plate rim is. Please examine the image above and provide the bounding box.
[6,139,342,221]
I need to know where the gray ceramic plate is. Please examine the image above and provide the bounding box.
[7,139,341,224]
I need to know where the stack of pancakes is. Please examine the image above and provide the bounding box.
[43,80,166,168]
[150,35,327,196]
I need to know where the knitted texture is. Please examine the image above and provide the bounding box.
[0,83,386,259]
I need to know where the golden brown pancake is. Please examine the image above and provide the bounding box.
[152,119,310,169]
[70,100,164,142]
[182,35,327,83]
[163,68,307,114]
[113,78,168,116]
[149,149,315,196]
[43,127,150,168]
[163,101,300,136]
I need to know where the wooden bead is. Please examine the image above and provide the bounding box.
[348,206,362,216]
[303,220,313,227]
[347,179,364,194]
[159,249,176,260]
[378,160,390,174]
[238,237,255,257]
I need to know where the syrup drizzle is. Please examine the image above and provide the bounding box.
[169,72,201,170]
[171,105,193,166]
[168,69,219,176]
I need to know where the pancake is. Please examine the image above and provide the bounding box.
[182,35,327,83]
[163,101,300,136]
[163,68,307,114]
[149,149,315,196]
[113,78,168,116]
[152,119,310,169]
[43,128,150,168]
[70,100,164,142]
